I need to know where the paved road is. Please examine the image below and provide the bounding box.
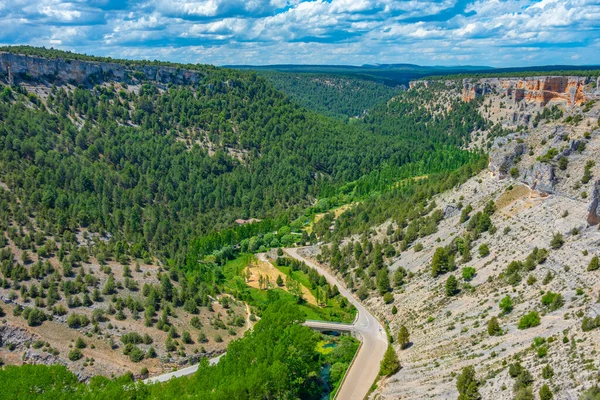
[146,248,388,400]
[143,354,224,384]
[285,247,388,400]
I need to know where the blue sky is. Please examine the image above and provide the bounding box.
[0,0,599,67]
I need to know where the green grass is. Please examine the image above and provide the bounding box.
[223,255,355,323]
[273,263,356,323]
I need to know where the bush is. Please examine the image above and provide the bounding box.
[121,332,143,345]
[588,256,599,271]
[508,362,523,378]
[75,338,87,349]
[518,311,540,329]
[129,346,145,363]
[182,331,193,344]
[478,244,490,257]
[499,295,513,315]
[68,348,83,361]
[445,275,458,297]
[550,232,564,249]
[383,292,394,304]
[67,313,90,328]
[541,291,564,311]
[581,316,600,332]
[23,307,46,327]
[487,317,501,336]
[542,364,554,380]
[461,267,476,282]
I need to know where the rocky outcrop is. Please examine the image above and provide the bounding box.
[443,204,460,219]
[523,162,556,194]
[488,136,526,179]
[0,52,203,86]
[588,180,600,226]
[462,76,593,107]
[0,324,38,348]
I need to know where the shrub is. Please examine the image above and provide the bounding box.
[588,256,599,271]
[581,316,600,332]
[75,338,87,349]
[182,331,193,344]
[499,295,513,315]
[383,292,394,304]
[541,291,564,311]
[550,232,564,249]
[456,365,481,399]
[487,317,501,336]
[508,362,523,378]
[461,267,476,282]
[68,348,83,361]
[121,332,143,345]
[542,364,554,380]
[478,244,490,257]
[129,346,145,363]
[445,275,458,297]
[66,313,90,328]
[518,311,540,329]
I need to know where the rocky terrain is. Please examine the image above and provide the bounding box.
[310,77,600,399]
[0,51,204,87]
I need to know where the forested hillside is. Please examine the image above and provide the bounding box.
[259,72,402,119]
[0,47,485,267]
[0,47,490,396]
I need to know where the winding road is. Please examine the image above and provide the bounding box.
[285,247,388,400]
[146,247,388,400]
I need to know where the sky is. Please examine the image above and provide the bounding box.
[0,0,599,67]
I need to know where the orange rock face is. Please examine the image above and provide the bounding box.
[461,76,591,106]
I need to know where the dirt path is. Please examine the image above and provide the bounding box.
[248,254,318,305]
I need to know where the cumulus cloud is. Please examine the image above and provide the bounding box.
[0,0,598,66]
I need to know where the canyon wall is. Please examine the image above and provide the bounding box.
[461,76,590,106]
[0,52,204,86]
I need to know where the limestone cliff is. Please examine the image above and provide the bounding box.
[461,76,591,107]
[0,52,203,86]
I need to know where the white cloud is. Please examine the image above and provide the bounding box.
[0,0,598,66]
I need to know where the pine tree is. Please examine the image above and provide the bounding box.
[445,275,458,297]
[588,256,599,271]
[376,269,390,295]
[539,384,553,400]
[398,325,410,349]
[487,316,501,336]
[276,275,284,286]
[379,345,400,376]
[456,365,481,400]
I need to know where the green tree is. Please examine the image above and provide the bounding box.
[276,275,284,286]
[539,384,553,400]
[376,269,390,295]
[379,345,400,376]
[550,232,564,249]
[456,365,481,400]
[445,275,458,297]
[518,311,541,329]
[478,243,489,257]
[431,247,450,277]
[499,295,513,315]
[588,256,599,271]
[487,316,501,336]
[397,325,410,350]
